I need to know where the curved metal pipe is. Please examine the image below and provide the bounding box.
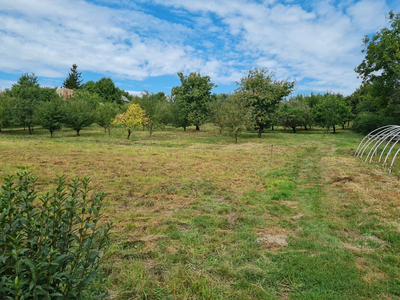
[357,126,394,159]
[358,127,396,159]
[367,127,400,163]
[389,147,400,174]
[383,138,400,168]
[354,125,394,156]
[356,125,400,174]
[378,128,400,164]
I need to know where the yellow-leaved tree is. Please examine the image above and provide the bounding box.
[112,103,147,139]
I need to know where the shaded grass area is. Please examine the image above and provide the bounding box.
[1,125,400,299]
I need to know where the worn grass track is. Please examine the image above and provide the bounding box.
[0,125,399,299]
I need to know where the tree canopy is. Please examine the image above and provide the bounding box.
[11,73,41,134]
[171,72,216,130]
[355,11,400,107]
[112,103,147,139]
[236,68,295,137]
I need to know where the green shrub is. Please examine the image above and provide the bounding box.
[0,172,112,299]
[352,112,386,135]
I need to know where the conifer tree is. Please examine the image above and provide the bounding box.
[63,64,83,89]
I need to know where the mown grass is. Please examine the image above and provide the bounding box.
[1,124,400,299]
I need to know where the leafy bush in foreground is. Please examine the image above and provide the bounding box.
[0,172,112,299]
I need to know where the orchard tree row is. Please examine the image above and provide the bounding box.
[0,73,132,137]
[0,68,356,141]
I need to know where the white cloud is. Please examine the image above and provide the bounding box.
[148,0,392,94]
[0,79,16,90]
[126,90,144,96]
[0,0,395,95]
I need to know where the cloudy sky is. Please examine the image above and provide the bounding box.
[0,0,399,96]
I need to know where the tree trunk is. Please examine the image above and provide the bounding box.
[309,125,311,130]
[347,121,350,127]
[149,130,153,137]
[342,123,345,130]
[292,127,296,133]
[127,129,131,139]
[0,127,2,133]
[235,133,238,143]
[76,130,80,136]
[108,127,111,137]
[50,131,53,138]
[271,125,274,131]
[183,126,186,131]
[333,125,336,134]
[142,125,145,131]
[28,125,32,135]
[196,124,200,131]
[219,128,222,134]
[304,125,307,130]
[258,126,263,138]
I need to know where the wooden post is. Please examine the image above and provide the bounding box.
[269,144,273,172]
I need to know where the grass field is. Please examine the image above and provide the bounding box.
[1,125,400,299]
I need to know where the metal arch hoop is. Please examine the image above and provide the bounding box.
[357,126,396,159]
[355,125,400,174]
[354,125,394,157]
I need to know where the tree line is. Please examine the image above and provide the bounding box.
[0,67,356,142]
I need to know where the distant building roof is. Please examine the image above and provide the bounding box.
[121,95,129,102]
[56,87,74,100]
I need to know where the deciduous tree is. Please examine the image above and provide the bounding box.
[277,103,304,133]
[219,94,253,143]
[36,98,66,138]
[0,94,14,133]
[171,72,216,131]
[312,94,353,133]
[355,10,400,106]
[97,102,119,136]
[236,68,295,138]
[112,103,146,139]
[11,73,41,134]
[64,99,96,136]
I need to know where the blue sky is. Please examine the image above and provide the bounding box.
[0,0,399,96]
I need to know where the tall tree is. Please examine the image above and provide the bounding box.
[11,73,41,134]
[355,10,400,107]
[94,78,123,104]
[236,68,295,138]
[171,72,216,131]
[63,64,83,89]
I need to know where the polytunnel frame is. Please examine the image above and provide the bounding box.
[354,125,400,174]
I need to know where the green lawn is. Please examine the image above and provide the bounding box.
[1,125,400,299]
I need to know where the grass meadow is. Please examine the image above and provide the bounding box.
[1,124,400,299]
